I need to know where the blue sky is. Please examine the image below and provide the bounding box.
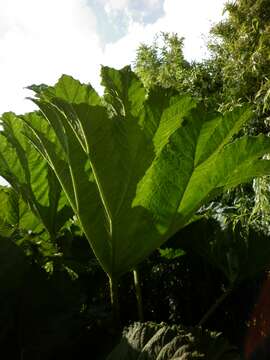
[0,0,227,116]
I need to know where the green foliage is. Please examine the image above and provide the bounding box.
[158,248,185,260]
[0,113,73,239]
[179,218,270,286]
[135,33,189,90]
[251,176,270,234]
[23,66,270,280]
[107,322,241,359]
[135,4,270,234]
[0,185,59,273]
[0,185,43,236]
[0,184,96,277]
[209,0,270,119]
[134,32,222,109]
[0,184,71,275]
[203,0,270,237]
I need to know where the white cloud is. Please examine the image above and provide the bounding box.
[147,0,160,5]
[0,0,227,117]
[105,0,129,12]
[163,0,227,59]
[103,0,161,14]
[139,0,161,10]
[0,0,103,115]
[0,0,228,186]
[103,0,227,68]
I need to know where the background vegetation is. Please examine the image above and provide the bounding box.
[1,0,270,359]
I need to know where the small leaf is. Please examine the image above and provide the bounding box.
[159,248,186,260]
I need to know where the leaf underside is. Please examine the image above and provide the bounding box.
[22,66,270,278]
[106,321,240,360]
[0,112,72,238]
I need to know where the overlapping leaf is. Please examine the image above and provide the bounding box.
[0,113,72,238]
[24,66,270,279]
[0,186,42,237]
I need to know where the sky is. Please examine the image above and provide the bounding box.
[0,0,227,116]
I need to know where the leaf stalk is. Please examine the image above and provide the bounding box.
[133,267,144,321]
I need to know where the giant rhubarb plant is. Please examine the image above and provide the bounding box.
[22,66,270,315]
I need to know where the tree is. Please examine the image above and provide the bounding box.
[135,1,270,129]
[134,32,222,109]
[208,0,270,232]
[134,1,270,234]
[208,0,270,126]
[135,32,189,89]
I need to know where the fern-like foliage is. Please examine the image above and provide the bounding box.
[107,322,242,360]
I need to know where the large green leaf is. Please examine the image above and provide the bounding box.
[0,186,42,236]
[106,322,240,360]
[0,113,73,238]
[24,66,270,279]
